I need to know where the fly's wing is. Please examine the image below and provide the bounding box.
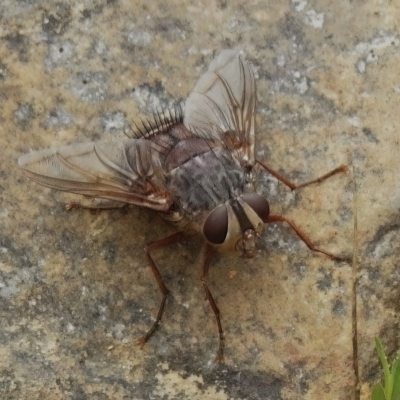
[18,139,173,211]
[184,50,256,169]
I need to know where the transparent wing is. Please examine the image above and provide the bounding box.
[18,139,173,211]
[184,50,256,168]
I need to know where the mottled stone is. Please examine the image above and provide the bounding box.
[1,1,399,399]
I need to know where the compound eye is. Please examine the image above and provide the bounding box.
[203,204,228,244]
[241,193,270,222]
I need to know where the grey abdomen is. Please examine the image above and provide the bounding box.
[168,148,246,215]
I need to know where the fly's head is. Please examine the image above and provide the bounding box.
[202,193,270,258]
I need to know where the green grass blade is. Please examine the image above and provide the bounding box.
[376,338,391,393]
[390,358,400,399]
[371,383,386,400]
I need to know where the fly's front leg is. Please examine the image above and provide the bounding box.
[267,215,350,262]
[136,231,184,347]
[201,244,225,362]
[256,160,348,190]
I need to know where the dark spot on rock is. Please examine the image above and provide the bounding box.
[57,229,89,266]
[154,19,191,42]
[362,127,379,143]
[70,387,87,400]
[0,370,21,394]
[46,108,74,128]
[42,14,61,34]
[332,299,346,316]
[5,33,28,51]
[0,234,39,271]
[366,223,400,259]
[209,368,283,399]
[279,13,304,43]
[82,9,91,19]
[351,149,367,161]
[102,240,117,264]
[0,62,7,81]
[292,263,307,278]
[5,33,30,62]
[368,266,381,282]
[125,300,150,324]
[338,206,353,221]
[384,289,400,313]
[42,4,72,36]
[285,362,314,395]
[316,270,332,292]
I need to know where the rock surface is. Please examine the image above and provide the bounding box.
[1,1,399,399]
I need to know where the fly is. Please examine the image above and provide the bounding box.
[19,49,348,362]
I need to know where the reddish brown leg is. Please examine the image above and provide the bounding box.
[257,160,348,190]
[136,231,184,347]
[201,244,225,362]
[268,215,349,262]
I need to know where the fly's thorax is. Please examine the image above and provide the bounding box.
[202,193,270,257]
[167,148,247,215]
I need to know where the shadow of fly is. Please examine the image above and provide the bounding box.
[19,50,348,362]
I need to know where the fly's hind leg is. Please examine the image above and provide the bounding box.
[201,244,225,362]
[256,160,348,191]
[136,231,184,347]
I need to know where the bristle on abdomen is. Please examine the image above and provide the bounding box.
[131,103,184,139]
